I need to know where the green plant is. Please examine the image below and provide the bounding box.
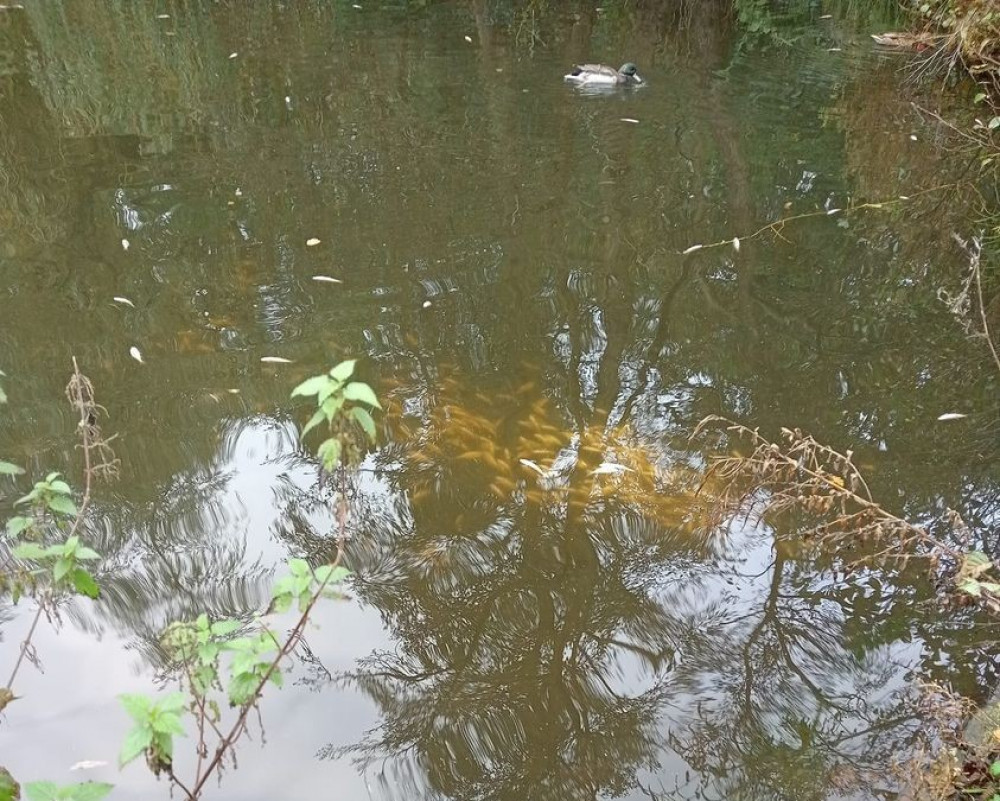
[114,358,378,799]
[23,782,113,801]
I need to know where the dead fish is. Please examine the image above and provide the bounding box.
[591,462,633,476]
[682,244,703,255]
[937,413,968,421]
[312,275,342,284]
[260,356,294,364]
[112,296,135,307]
[129,346,144,364]
[306,238,321,246]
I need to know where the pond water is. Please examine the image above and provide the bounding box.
[1,2,999,800]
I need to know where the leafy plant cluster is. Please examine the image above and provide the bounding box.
[0,358,379,801]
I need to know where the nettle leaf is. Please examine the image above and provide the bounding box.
[288,558,310,577]
[342,382,381,409]
[66,783,114,801]
[210,619,241,637]
[158,693,188,714]
[350,406,377,442]
[5,516,33,539]
[317,438,341,471]
[119,725,153,766]
[0,461,24,476]
[23,782,58,801]
[151,712,186,736]
[46,496,78,517]
[74,546,101,561]
[48,480,72,496]
[291,375,333,399]
[270,592,293,614]
[53,557,72,583]
[228,672,259,706]
[328,359,357,382]
[959,578,983,597]
[71,569,100,599]
[320,394,344,419]
[314,565,351,586]
[119,693,152,722]
[300,408,327,439]
[12,543,47,561]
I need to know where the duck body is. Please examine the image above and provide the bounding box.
[564,62,644,87]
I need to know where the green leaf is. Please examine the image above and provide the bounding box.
[990,760,1000,778]
[228,672,260,706]
[0,769,19,801]
[5,516,33,539]
[46,496,78,517]
[71,569,100,599]
[53,557,72,583]
[119,693,152,722]
[158,692,188,714]
[976,92,988,104]
[328,359,357,382]
[270,592,292,614]
[300,408,327,439]
[210,619,241,637]
[151,712,186,736]
[317,438,341,472]
[0,461,24,476]
[74,547,101,561]
[966,551,991,568]
[12,543,47,561]
[290,375,333,399]
[350,406,377,442]
[65,783,114,801]
[990,116,1000,131]
[314,565,351,586]
[320,394,344,419]
[342,382,381,409]
[24,782,58,801]
[119,725,153,766]
[959,578,983,597]
[48,480,72,496]
[288,558,310,577]
[152,731,174,760]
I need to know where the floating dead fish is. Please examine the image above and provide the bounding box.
[260,356,293,364]
[464,35,473,43]
[312,275,342,284]
[519,458,546,476]
[306,238,321,247]
[422,300,432,308]
[732,237,741,252]
[121,238,130,250]
[682,244,703,255]
[227,388,240,394]
[229,52,238,59]
[129,346,144,364]
[591,463,633,476]
[826,208,842,215]
[112,296,135,307]
[937,413,968,421]
[620,118,639,124]
[156,13,170,19]
[70,761,108,771]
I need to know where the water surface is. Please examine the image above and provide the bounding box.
[1,3,998,800]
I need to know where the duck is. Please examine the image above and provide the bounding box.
[563,62,644,87]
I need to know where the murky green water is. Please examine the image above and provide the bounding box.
[1,2,999,800]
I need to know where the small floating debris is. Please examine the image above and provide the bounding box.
[819,14,832,19]
[306,238,321,247]
[121,238,130,250]
[732,237,741,252]
[129,346,144,364]
[260,356,294,364]
[227,388,240,394]
[422,300,432,309]
[112,296,135,308]
[937,413,968,421]
[899,195,910,200]
[464,35,473,43]
[234,188,242,197]
[352,2,361,7]
[682,244,703,255]
[228,52,238,59]
[156,13,170,19]
[620,118,639,124]
[312,275,342,284]
[909,134,918,141]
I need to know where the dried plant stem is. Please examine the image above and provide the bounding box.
[5,358,104,692]
[974,243,1000,376]
[680,182,961,254]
